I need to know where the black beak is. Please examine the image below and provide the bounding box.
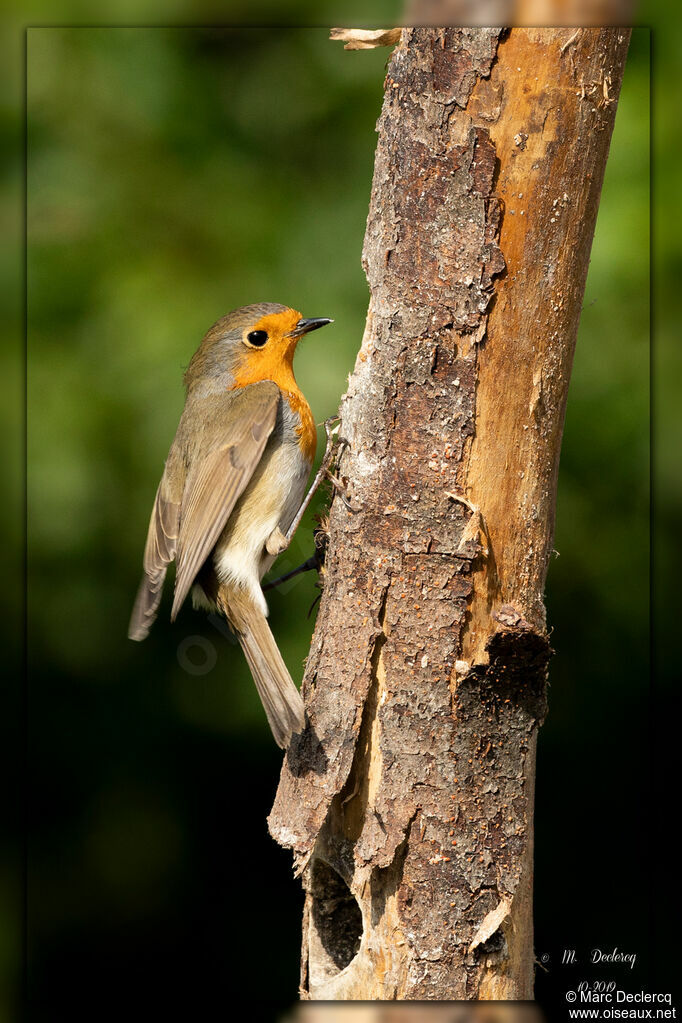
[287,317,333,339]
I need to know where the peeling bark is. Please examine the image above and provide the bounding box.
[269,27,630,1000]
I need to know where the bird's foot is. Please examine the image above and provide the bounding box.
[266,526,290,556]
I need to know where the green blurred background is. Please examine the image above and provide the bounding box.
[18,24,650,1021]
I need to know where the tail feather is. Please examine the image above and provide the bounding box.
[238,614,306,748]
[219,587,305,748]
[128,570,166,641]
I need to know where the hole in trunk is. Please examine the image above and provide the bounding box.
[308,858,363,984]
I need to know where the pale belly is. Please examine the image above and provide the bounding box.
[192,437,312,616]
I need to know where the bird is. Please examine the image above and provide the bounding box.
[129,302,334,748]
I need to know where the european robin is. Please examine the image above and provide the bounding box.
[129,303,333,747]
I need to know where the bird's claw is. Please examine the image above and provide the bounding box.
[326,470,359,513]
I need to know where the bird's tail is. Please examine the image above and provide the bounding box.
[218,587,305,749]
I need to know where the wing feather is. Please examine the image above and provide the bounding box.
[128,483,181,641]
[129,379,280,640]
[170,382,279,620]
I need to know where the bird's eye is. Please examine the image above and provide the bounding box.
[246,330,268,347]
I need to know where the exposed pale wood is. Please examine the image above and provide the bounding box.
[270,27,630,1000]
[329,28,402,50]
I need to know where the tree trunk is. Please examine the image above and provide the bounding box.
[269,27,630,1000]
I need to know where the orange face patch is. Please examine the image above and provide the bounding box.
[231,307,303,388]
[230,307,317,464]
[249,307,303,345]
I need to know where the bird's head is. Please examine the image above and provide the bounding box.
[184,303,333,394]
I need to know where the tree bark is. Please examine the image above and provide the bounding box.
[269,27,630,1000]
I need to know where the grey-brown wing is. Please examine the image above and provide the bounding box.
[128,478,181,641]
[170,382,280,621]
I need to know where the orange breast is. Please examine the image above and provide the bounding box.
[283,388,317,465]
